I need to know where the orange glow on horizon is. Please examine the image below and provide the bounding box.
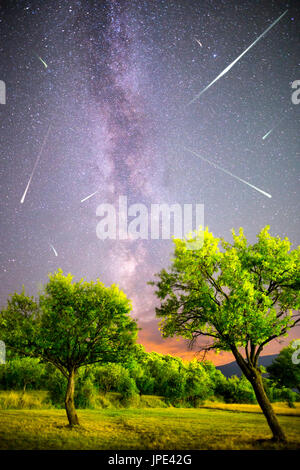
[137,324,300,366]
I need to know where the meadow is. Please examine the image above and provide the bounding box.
[0,391,299,450]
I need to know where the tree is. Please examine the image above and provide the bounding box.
[215,375,256,404]
[267,340,300,393]
[95,362,136,397]
[95,363,126,394]
[149,226,300,442]
[184,360,213,405]
[0,270,138,426]
[0,357,45,392]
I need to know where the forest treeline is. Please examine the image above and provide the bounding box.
[0,345,298,408]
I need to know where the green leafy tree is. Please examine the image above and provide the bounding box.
[184,360,213,405]
[267,340,300,393]
[149,226,300,442]
[0,270,138,426]
[95,362,137,397]
[215,375,256,404]
[0,357,45,392]
[95,363,125,394]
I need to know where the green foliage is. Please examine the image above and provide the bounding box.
[75,377,99,409]
[0,358,46,391]
[149,225,300,444]
[215,375,257,404]
[1,345,224,406]
[118,375,138,399]
[183,360,213,405]
[263,378,299,405]
[43,365,67,406]
[94,362,138,399]
[44,365,100,408]
[124,349,217,404]
[150,226,299,353]
[0,270,138,424]
[267,340,300,393]
[95,363,126,392]
[129,360,156,395]
[281,389,296,408]
[0,270,138,377]
[2,349,299,407]
[89,349,222,405]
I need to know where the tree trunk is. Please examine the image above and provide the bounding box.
[65,369,79,426]
[249,370,286,442]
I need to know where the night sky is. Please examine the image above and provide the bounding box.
[0,0,299,365]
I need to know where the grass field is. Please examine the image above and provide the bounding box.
[0,405,299,450]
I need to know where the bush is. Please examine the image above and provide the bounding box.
[44,365,67,406]
[215,375,256,404]
[44,365,100,408]
[74,368,99,408]
[97,394,113,408]
[263,378,299,406]
[267,341,300,393]
[184,361,214,405]
[95,363,138,398]
[282,388,296,408]
[0,358,46,391]
[127,361,155,395]
[118,375,138,399]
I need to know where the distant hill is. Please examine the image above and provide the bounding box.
[216,354,278,378]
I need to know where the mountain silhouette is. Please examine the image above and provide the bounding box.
[216,354,278,378]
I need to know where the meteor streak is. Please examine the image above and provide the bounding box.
[187,9,288,106]
[80,189,99,203]
[35,54,48,69]
[20,124,52,204]
[194,38,203,47]
[262,128,274,140]
[50,244,58,257]
[184,147,272,198]
[262,108,291,140]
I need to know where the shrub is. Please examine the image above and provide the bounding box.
[184,361,214,405]
[74,368,99,408]
[44,365,67,406]
[215,375,256,404]
[263,377,299,404]
[0,357,46,391]
[95,363,138,398]
[118,375,138,399]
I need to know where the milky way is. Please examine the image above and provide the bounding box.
[0,0,299,364]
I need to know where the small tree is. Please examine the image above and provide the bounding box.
[267,340,300,393]
[149,226,300,442]
[184,360,213,405]
[0,270,138,426]
[0,357,45,392]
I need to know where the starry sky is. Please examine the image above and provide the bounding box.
[0,0,299,365]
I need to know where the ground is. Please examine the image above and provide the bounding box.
[0,404,299,450]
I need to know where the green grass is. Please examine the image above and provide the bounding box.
[0,391,299,450]
[202,401,300,417]
[0,390,168,410]
[0,390,51,410]
[0,406,299,450]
